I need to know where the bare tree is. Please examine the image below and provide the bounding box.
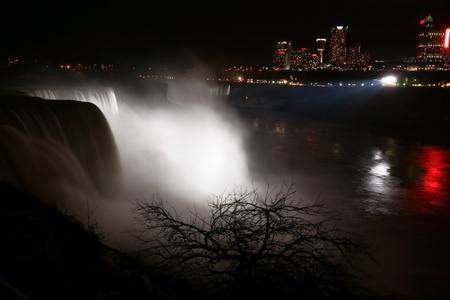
[133,183,373,299]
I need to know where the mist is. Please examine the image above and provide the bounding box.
[5,75,255,252]
[90,78,252,251]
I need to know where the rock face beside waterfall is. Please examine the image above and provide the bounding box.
[0,94,122,205]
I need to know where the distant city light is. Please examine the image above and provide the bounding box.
[381,75,397,85]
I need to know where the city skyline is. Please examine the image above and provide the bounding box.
[271,14,449,72]
[1,1,449,68]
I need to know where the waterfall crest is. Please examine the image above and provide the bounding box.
[24,87,119,119]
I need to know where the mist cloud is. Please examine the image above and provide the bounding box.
[96,79,251,250]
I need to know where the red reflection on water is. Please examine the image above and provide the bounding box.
[409,146,450,211]
[304,126,318,153]
[422,148,444,194]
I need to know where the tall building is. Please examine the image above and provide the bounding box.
[291,48,316,70]
[273,41,292,70]
[316,38,326,64]
[417,14,444,60]
[347,43,370,70]
[329,26,348,67]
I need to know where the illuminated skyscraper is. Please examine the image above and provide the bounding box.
[316,38,326,64]
[291,48,312,70]
[329,26,348,67]
[347,43,370,70]
[417,14,444,60]
[273,41,292,70]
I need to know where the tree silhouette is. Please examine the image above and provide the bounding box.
[133,183,373,299]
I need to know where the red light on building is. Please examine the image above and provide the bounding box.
[278,51,285,54]
[444,28,450,48]
[420,20,425,24]
[311,53,317,57]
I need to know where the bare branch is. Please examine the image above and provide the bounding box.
[132,182,374,299]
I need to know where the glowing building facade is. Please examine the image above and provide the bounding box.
[329,26,348,66]
[347,43,370,70]
[316,38,326,64]
[291,48,319,70]
[417,14,444,60]
[273,41,292,70]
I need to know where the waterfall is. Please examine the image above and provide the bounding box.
[207,83,231,97]
[0,94,122,206]
[24,87,120,119]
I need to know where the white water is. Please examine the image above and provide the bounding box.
[25,87,119,119]
[110,105,249,202]
[98,82,249,252]
[110,80,250,203]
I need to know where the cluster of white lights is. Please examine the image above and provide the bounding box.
[380,76,397,85]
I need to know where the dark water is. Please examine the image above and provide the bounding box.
[231,86,450,299]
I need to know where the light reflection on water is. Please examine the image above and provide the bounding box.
[241,110,450,298]
[408,146,450,211]
[245,111,450,216]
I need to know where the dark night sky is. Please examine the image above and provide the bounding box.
[1,0,449,68]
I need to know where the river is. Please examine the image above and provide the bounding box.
[229,84,450,299]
